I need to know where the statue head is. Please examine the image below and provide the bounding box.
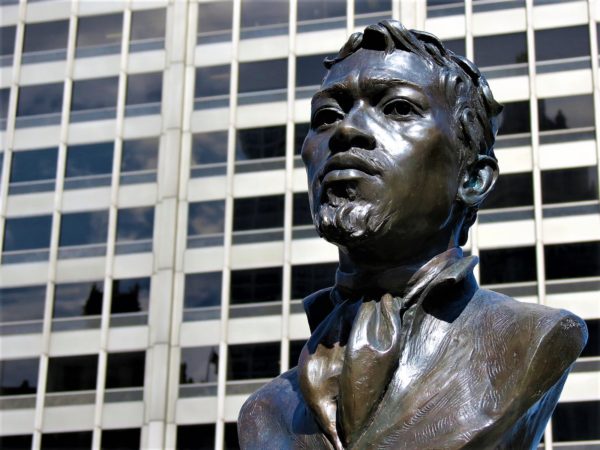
[301,20,502,266]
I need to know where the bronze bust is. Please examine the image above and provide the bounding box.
[238,21,587,449]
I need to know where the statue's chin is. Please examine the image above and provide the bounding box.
[315,200,384,246]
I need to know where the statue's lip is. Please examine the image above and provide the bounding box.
[318,151,381,182]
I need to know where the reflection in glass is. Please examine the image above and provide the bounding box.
[482,172,533,209]
[177,424,215,450]
[17,83,63,116]
[230,267,282,304]
[474,32,527,67]
[535,26,590,62]
[111,278,150,314]
[195,65,230,98]
[23,20,69,53]
[545,241,600,280]
[236,126,285,160]
[0,358,38,395]
[238,59,287,93]
[54,281,103,318]
[126,72,162,105]
[227,342,280,380]
[66,142,113,177]
[0,285,46,323]
[480,246,537,284]
[101,429,141,450]
[552,401,600,441]
[117,207,154,241]
[46,354,98,392]
[0,26,16,56]
[498,101,530,135]
[197,0,233,41]
[121,137,159,172]
[130,8,166,41]
[59,210,109,247]
[3,215,52,251]
[71,77,119,111]
[77,13,123,48]
[10,148,57,183]
[188,201,225,236]
[291,263,337,299]
[538,95,594,132]
[184,272,222,308]
[192,131,228,165]
[41,431,93,450]
[240,0,288,29]
[541,166,598,204]
[293,192,312,226]
[297,0,345,22]
[106,352,145,388]
[233,195,285,231]
[180,347,219,384]
[296,53,328,87]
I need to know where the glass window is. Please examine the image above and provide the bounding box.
[116,206,154,241]
[0,358,38,396]
[0,26,16,56]
[121,137,159,172]
[3,215,52,252]
[544,241,600,280]
[581,319,599,357]
[77,13,123,48]
[236,125,286,161]
[355,0,391,14]
[54,281,103,318]
[552,401,600,441]
[197,0,233,42]
[192,131,228,165]
[111,278,150,314]
[184,272,222,308]
[482,172,533,209]
[480,246,537,284]
[443,38,465,56]
[188,201,225,236]
[66,141,113,178]
[240,0,288,31]
[238,59,287,93]
[46,354,98,392]
[41,431,93,450]
[498,101,530,136]
[10,148,57,183]
[291,263,337,299]
[227,342,280,380]
[180,346,219,384]
[101,428,140,450]
[126,72,162,105]
[224,423,239,450]
[289,340,305,367]
[59,210,109,247]
[541,166,598,204]
[230,267,282,304]
[474,32,527,68]
[0,435,32,449]
[23,20,69,53]
[538,95,594,131]
[0,285,46,323]
[293,192,312,226]
[295,123,309,155]
[1,88,10,122]
[105,351,145,388]
[177,424,215,450]
[296,53,327,88]
[535,25,590,62]
[17,83,63,116]
[233,195,284,231]
[195,65,230,98]
[130,8,166,41]
[297,0,345,22]
[71,76,119,111]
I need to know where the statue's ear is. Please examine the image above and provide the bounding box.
[458,155,499,206]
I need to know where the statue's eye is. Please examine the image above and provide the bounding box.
[311,108,343,129]
[383,99,417,117]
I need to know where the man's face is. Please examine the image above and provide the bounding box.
[301,48,463,261]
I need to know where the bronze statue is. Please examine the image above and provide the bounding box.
[237,21,587,449]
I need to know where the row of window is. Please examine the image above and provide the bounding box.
[0,428,144,450]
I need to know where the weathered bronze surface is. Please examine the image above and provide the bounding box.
[237,21,588,449]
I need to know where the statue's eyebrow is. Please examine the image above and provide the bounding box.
[311,80,353,106]
[363,77,425,93]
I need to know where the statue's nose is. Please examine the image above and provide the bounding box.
[328,111,376,153]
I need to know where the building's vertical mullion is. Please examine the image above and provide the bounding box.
[588,0,600,202]
[346,0,354,34]
[392,0,400,22]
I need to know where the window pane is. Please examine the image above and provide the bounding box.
[293,192,312,226]
[10,148,57,183]
[552,401,600,441]
[195,65,230,98]
[241,0,288,28]
[236,125,286,160]
[296,53,327,87]
[0,26,16,56]
[126,72,162,105]
[66,142,113,177]
[177,424,215,450]
[480,246,537,284]
[23,20,69,53]
[71,77,119,111]
[224,423,240,450]
[289,340,305,367]
[295,123,309,155]
[230,267,282,304]
[111,278,150,314]
[482,172,533,209]
[498,100,530,135]
[0,358,38,395]
[227,342,280,380]
[238,59,287,93]
[17,83,63,116]
[1,88,10,120]
[54,281,103,318]
[291,263,337,299]
[355,0,391,14]
[46,355,98,392]
[544,241,600,280]
[180,346,219,384]
[101,428,140,450]
[198,1,233,36]
[474,32,527,67]
[188,201,225,236]
[130,9,165,41]
[184,272,222,308]
[538,95,594,131]
[77,13,122,48]
[0,285,46,322]
[0,435,32,449]
[105,352,145,388]
[581,319,599,357]
[116,207,154,241]
[297,0,345,22]
[3,215,52,251]
[535,25,590,62]
[121,137,159,172]
[41,431,93,450]
[541,166,598,204]
[59,210,109,247]
[192,131,228,165]
[444,38,465,56]
[233,195,284,231]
